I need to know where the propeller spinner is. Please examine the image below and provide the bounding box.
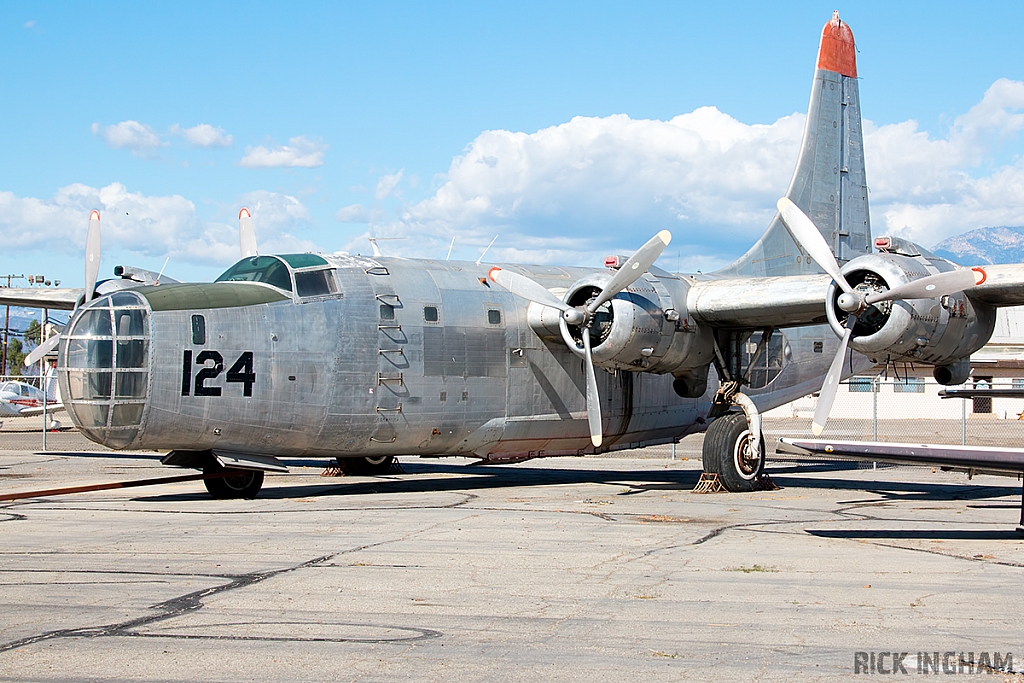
[777,197,985,435]
[489,230,672,447]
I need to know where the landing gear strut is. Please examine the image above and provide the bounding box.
[702,412,766,492]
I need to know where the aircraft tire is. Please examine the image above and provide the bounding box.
[204,467,264,499]
[702,412,765,492]
[347,455,396,475]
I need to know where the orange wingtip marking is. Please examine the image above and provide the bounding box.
[487,266,501,281]
[971,266,987,285]
[817,11,857,78]
[239,207,251,219]
[89,210,101,220]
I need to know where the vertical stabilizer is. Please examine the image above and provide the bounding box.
[718,11,871,277]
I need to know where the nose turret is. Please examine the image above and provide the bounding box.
[58,291,151,448]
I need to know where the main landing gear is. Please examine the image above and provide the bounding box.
[701,412,766,492]
[204,466,265,499]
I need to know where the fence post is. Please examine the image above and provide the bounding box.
[872,376,878,441]
[961,391,967,446]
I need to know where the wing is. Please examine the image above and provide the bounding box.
[778,437,1024,475]
[15,403,65,417]
[686,274,831,328]
[967,264,1024,306]
[0,288,82,310]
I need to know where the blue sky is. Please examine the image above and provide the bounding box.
[3,1,1024,287]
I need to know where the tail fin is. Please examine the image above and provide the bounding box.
[719,11,871,277]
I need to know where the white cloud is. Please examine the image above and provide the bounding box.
[375,170,404,199]
[864,78,1024,245]
[350,107,804,266]
[170,123,233,148]
[346,78,1024,266]
[23,20,35,29]
[92,121,165,156]
[239,136,327,168]
[0,184,314,268]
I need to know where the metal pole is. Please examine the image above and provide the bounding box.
[872,376,878,441]
[962,393,967,446]
[671,442,676,460]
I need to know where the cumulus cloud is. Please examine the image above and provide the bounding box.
[349,107,803,266]
[92,121,166,156]
[0,184,314,267]
[346,78,1024,266]
[240,136,326,168]
[170,123,234,148]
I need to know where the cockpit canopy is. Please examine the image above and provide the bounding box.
[215,254,338,298]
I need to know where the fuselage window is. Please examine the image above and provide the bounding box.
[424,306,439,322]
[294,269,338,298]
[191,315,206,345]
[215,256,293,293]
[487,309,501,325]
[380,303,395,320]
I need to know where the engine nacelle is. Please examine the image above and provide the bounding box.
[826,253,996,367]
[540,271,713,376]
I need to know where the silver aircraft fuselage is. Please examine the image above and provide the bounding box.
[56,252,841,462]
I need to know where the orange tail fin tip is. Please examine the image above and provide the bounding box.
[817,10,857,78]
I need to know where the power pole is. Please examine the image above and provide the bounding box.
[1,274,25,376]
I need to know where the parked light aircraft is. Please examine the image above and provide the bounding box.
[5,12,1024,500]
[0,378,63,429]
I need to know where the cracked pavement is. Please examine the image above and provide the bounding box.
[1,447,1023,681]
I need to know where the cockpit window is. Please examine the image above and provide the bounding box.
[294,270,338,298]
[215,256,293,292]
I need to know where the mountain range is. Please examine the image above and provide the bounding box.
[931,226,1024,266]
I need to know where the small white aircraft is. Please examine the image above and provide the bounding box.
[0,376,63,429]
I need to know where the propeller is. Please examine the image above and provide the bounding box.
[84,210,101,303]
[239,207,258,258]
[776,197,986,435]
[489,229,672,446]
[26,211,103,367]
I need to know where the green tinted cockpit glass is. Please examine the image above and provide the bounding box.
[280,253,328,269]
[215,256,293,292]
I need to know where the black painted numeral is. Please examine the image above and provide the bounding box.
[182,350,255,397]
[226,351,256,397]
[194,350,224,397]
[181,349,193,396]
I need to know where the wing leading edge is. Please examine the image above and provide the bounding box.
[686,274,831,328]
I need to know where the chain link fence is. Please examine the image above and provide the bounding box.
[0,374,109,452]
[763,378,1024,457]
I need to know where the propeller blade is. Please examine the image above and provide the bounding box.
[239,207,258,258]
[24,334,60,367]
[84,210,101,303]
[583,327,602,448]
[488,267,572,312]
[864,267,986,305]
[587,230,672,314]
[776,198,855,296]
[812,314,856,436]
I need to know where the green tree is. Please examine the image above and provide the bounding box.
[5,338,25,377]
[24,320,41,347]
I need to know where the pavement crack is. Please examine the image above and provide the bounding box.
[0,553,337,653]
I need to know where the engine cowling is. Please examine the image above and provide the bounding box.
[826,253,996,368]
[525,270,713,378]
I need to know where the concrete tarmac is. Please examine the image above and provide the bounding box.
[1,447,1023,682]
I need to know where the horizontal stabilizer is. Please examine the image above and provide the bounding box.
[779,437,1024,474]
[0,288,82,310]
